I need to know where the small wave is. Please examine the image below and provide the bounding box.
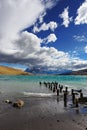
[23,92,55,97]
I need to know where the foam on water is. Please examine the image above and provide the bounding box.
[23,92,56,97]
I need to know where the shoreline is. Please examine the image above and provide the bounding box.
[0,77,87,130]
[0,95,87,130]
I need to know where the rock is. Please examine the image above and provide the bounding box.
[13,99,24,108]
[79,97,87,104]
[5,100,12,104]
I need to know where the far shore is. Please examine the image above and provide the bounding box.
[0,66,32,75]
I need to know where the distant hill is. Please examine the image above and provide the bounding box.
[71,69,87,75]
[0,66,31,75]
[60,69,87,75]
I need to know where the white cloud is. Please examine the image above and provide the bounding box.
[39,12,46,23]
[43,34,57,44]
[0,30,87,71]
[14,31,42,56]
[4,31,87,71]
[71,58,87,71]
[0,0,57,53]
[33,21,58,33]
[0,30,70,70]
[75,0,87,25]
[73,35,87,42]
[84,46,87,53]
[59,7,73,27]
[0,0,63,71]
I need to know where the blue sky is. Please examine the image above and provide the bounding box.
[0,0,87,72]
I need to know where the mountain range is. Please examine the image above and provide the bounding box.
[25,68,87,75]
[0,65,87,75]
[61,69,87,75]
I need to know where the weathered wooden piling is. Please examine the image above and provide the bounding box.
[64,92,67,101]
[59,86,63,93]
[59,84,60,88]
[55,82,58,90]
[64,100,67,107]
[47,82,50,88]
[75,98,79,108]
[71,89,74,95]
[80,92,83,98]
[48,83,51,89]
[53,87,56,93]
[72,93,75,104]
[55,85,57,90]
[64,92,67,107]
[50,86,52,91]
[57,89,59,96]
[44,82,47,87]
[65,87,68,93]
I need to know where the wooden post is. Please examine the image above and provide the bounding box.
[44,82,47,87]
[71,89,74,95]
[55,84,57,90]
[64,92,67,107]
[39,82,41,85]
[50,86,52,91]
[57,89,59,96]
[59,86,63,93]
[65,87,68,94]
[49,84,51,89]
[72,93,75,104]
[80,92,83,98]
[53,87,55,93]
[75,98,79,108]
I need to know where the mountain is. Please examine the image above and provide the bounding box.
[25,67,87,75]
[60,69,87,75]
[70,69,87,75]
[0,66,31,75]
[25,67,72,75]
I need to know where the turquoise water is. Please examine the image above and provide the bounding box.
[0,75,87,97]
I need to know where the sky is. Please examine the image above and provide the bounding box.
[0,0,87,72]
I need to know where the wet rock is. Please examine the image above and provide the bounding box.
[13,99,24,108]
[57,120,60,122]
[79,97,87,104]
[5,100,12,104]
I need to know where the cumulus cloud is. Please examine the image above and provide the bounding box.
[33,21,58,33]
[43,34,57,44]
[14,31,42,55]
[0,0,45,51]
[73,35,87,42]
[84,46,87,53]
[1,30,87,71]
[0,0,63,71]
[14,31,63,67]
[0,30,71,70]
[59,7,73,27]
[0,0,58,53]
[71,58,87,70]
[38,12,46,23]
[75,0,87,25]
